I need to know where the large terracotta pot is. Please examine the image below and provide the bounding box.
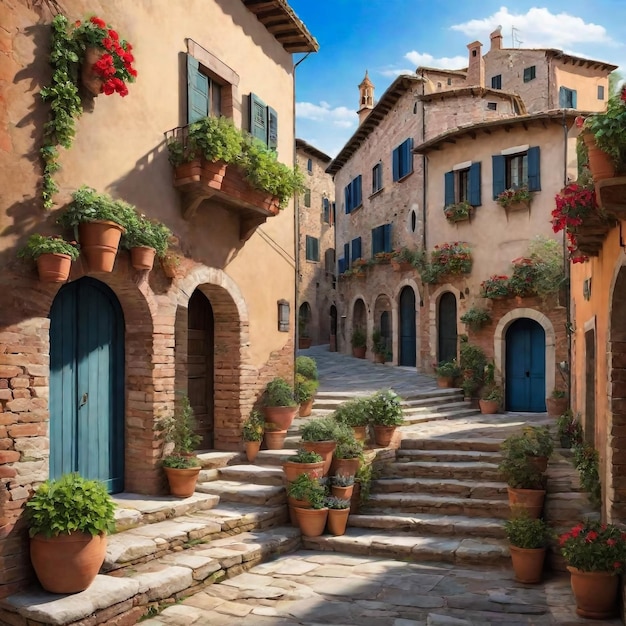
[567,567,619,619]
[373,425,397,447]
[479,399,499,415]
[352,346,366,359]
[262,406,298,431]
[583,133,616,182]
[245,440,261,463]
[302,440,336,475]
[331,485,354,500]
[283,460,325,483]
[78,220,124,273]
[130,246,156,271]
[330,457,360,477]
[546,396,568,417]
[288,497,309,526]
[437,376,454,388]
[264,429,288,450]
[294,507,328,537]
[507,486,546,519]
[509,545,546,584]
[164,466,201,498]
[299,399,314,417]
[352,426,368,443]
[298,337,312,349]
[36,253,72,283]
[326,508,350,536]
[30,532,107,593]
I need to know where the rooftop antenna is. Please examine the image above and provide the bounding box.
[511,26,523,48]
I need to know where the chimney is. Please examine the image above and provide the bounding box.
[466,41,484,88]
[490,26,503,51]
[357,70,375,125]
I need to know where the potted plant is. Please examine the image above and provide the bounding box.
[18,234,80,282]
[296,356,318,381]
[434,359,460,388]
[57,186,136,272]
[330,473,355,499]
[286,472,326,527]
[295,373,319,418]
[479,385,502,414]
[495,185,532,209]
[368,389,404,447]
[283,449,325,483]
[351,463,372,515]
[430,242,473,278]
[351,326,367,359]
[479,274,511,299]
[391,247,416,272]
[121,213,171,271]
[158,395,202,497]
[444,200,473,223]
[332,397,371,443]
[262,377,298,431]
[330,438,363,477]
[372,329,387,364]
[263,421,288,451]
[25,472,116,593]
[242,409,264,462]
[325,496,351,536]
[293,483,329,537]
[546,389,569,417]
[504,510,553,584]
[300,416,339,475]
[557,410,583,449]
[460,306,491,331]
[559,520,626,618]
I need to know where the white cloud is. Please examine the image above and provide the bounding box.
[296,101,356,129]
[404,51,467,70]
[451,7,613,50]
[379,68,417,78]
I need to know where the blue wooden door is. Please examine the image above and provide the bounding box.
[49,278,125,492]
[399,287,416,366]
[505,318,546,412]
[438,292,457,364]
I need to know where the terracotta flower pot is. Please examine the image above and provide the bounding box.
[568,566,619,619]
[299,399,314,417]
[30,532,107,593]
[373,425,397,447]
[282,460,325,483]
[245,440,261,463]
[264,429,288,450]
[352,346,366,359]
[329,457,360,477]
[326,508,350,536]
[288,497,309,526]
[507,486,546,519]
[479,399,499,414]
[78,220,124,273]
[36,253,72,283]
[298,337,312,349]
[437,376,454,388]
[130,246,156,271]
[509,545,546,584]
[352,426,368,443]
[294,507,328,537]
[583,133,616,182]
[331,485,354,500]
[262,406,298,431]
[302,440,336,475]
[546,397,568,417]
[164,466,201,498]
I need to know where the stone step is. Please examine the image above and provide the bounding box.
[312,388,465,408]
[195,480,286,506]
[403,407,481,423]
[195,451,242,469]
[400,437,504,452]
[302,527,509,566]
[217,464,285,485]
[395,449,503,463]
[363,493,511,519]
[1,525,300,626]
[402,394,466,409]
[371,477,508,499]
[348,512,507,539]
[384,460,502,481]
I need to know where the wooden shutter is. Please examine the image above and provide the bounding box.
[468,162,481,206]
[250,93,268,143]
[527,146,541,191]
[312,237,319,261]
[354,176,362,208]
[383,223,392,252]
[344,243,350,268]
[404,138,414,175]
[338,258,345,274]
[371,225,384,255]
[267,106,278,150]
[323,198,330,223]
[344,185,351,214]
[492,155,506,199]
[187,55,209,124]
[444,171,455,206]
[351,237,362,261]
[304,188,311,207]
[392,147,400,181]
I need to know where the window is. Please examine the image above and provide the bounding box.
[559,87,577,109]
[322,197,331,224]
[371,224,392,256]
[487,102,497,111]
[491,74,502,90]
[307,158,313,174]
[304,188,311,208]
[598,85,605,101]
[324,248,335,273]
[392,138,414,181]
[344,175,363,214]
[344,242,350,269]
[338,258,346,274]
[444,163,481,208]
[249,93,278,150]
[492,146,541,199]
[305,236,319,262]
[523,66,536,82]
[372,162,383,194]
[351,237,362,262]
[187,56,223,123]
[332,202,336,224]
[447,78,452,86]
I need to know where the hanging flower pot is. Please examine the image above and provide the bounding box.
[18,234,80,283]
[36,253,73,283]
[79,220,125,272]
[130,246,156,271]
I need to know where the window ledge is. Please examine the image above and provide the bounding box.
[395,171,414,184]
[349,203,364,215]
[369,188,384,200]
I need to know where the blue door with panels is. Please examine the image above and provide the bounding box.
[399,287,416,366]
[49,278,125,492]
[505,318,546,412]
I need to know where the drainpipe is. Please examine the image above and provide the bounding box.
[561,109,572,398]
[419,69,427,251]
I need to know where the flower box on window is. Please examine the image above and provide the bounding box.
[480,275,511,299]
[431,242,472,277]
[444,201,474,223]
[496,185,532,210]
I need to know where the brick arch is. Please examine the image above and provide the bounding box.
[173,267,250,450]
[493,307,556,403]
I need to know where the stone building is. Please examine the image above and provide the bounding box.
[329,27,614,407]
[295,139,336,349]
[0,0,316,597]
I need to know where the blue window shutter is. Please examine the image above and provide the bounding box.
[354,176,362,207]
[571,90,577,109]
[492,155,506,199]
[267,106,278,151]
[344,185,351,214]
[338,258,345,274]
[187,55,209,124]
[392,148,400,181]
[444,171,455,206]
[372,225,384,255]
[351,237,362,261]
[323,198,330,223]
[371,227,377,255]
[558,87,566,107]
[313,237,319,261]
[344,243,350,269]
[405,138,414,175]
[250,93,268,144]
[527,146,541,191]
[468,162,481,206]
[383,223,392,252]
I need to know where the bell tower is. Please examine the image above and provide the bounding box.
[357,70,375,125]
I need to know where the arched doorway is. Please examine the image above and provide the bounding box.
[188,290,215,449]
[438,292,457,364]
[399,287,416,366]
[49,277,125,493]
[298,302,312,346]
[505,318,546,412]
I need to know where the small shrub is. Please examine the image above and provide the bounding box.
[331,473,355,487]
[264,377,296,407]
[287,449,323,464]
[325,496,350,509]
[295,356,318,380]
[368,389,404,427]
[334,440,364,460]
[300,417,338,442]
[242,409,264,442]
[332,397,371,428]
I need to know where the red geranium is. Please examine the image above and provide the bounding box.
[560,520,626,573]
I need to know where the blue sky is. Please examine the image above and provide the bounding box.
[289,1,626,158]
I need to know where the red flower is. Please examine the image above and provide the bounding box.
[74,20,81,27]
[108,29,119,40]
[621,86,626,103]
[585,531,599,542]
[89,16,107,29]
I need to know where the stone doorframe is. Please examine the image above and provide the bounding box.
[493,308,556,400]
[428,284,461,369]
[393,278,422,369]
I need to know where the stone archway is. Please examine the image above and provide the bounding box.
[428,284,461,368]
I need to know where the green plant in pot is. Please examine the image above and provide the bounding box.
[283,449,325,483]
[296,355,318,381]
[546,388,569,417]
[557,410,583,449]
[300,416,340,475]
[351,326,367,358]
[372,329,387,363]
[331,437,363,478]
[121,213,171,271]
[434,359,460,387]
[262,376,298,431]
[325,495,351,536]
[332,397,371,443]
[368,389,403,447]
[460,306,491,331]
[158,395,202,497]
[25,472,116,594]
[242,409,264,463]
[295,373,319,417]
[287,473,328,533]
[479,385,503,414]
[18,234,80,283]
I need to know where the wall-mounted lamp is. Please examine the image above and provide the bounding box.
[277,300,290,332]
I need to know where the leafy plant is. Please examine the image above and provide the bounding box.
[300,417,338,442]
[582,88,626,169]
[498,453,546,490]
[501,426,554,460]
[526,236,566,300]
[334,439,364,460]
[287,449,323,464]
[557,411,583,448]
[444,200,473,223]
[434,359,460,378]
[286,474,326,508]
[355,463,373,503]
[295,356,318,380]
[264,377,297,407]
[18,234,80,261]
[482,385,503,403]
[504,511,553,549]
[295,373,319,404]
[25,473,116,538]
[508,259,538,298]
[460,340,487,397]
[460,306,491,330]
[121,214,171,257]
[332,397,371,428]
[157,395,201,456]
[372,329,387,356]
[559,520,626,573]
[242,409,264,442]
[351,326,366,349]
[496,185,532,208]
[480,274,511,299]
[392,246,419,265]
[430,242,472,276]
[551,389,567,399]
[161,454,200,469]
[331,473,355,487]
[325,496,350,510]
[573,443,601,507]
[368,389,404,427]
